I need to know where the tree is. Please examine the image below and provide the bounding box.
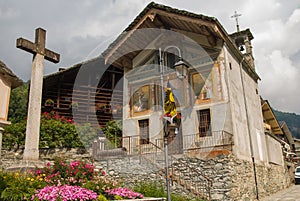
[8,82,28,123]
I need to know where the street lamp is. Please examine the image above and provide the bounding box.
[159,46,188,201]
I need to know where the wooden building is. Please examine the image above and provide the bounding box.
[42,57,123,128]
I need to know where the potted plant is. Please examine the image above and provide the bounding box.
[45,99,54,107]
[70,101,78,110]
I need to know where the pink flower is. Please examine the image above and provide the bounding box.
[32,185,97,201]
[106,187,143,199]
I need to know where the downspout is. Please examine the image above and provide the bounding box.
[239,57,259,200]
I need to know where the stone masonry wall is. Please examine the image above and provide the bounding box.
[163,154,291,200]
[0,149,293,201]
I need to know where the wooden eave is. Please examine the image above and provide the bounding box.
[262,100,283,135]
[102,2,260,82]
[280,121,295,145]
[0,60,23,89]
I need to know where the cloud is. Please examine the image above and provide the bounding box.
[253,4,300,113]
[0,0,299,114]
[258,50,299,112]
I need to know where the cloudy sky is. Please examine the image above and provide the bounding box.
[0,0,299,114]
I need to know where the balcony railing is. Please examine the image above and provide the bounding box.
[183,130,233,151]
[92,130,233,160]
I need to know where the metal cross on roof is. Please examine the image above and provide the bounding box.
[231,11,242,32]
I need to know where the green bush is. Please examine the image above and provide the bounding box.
[133,180,165,198]
[3,112,98,149]
[2,120,26,149]
[0,171,47,201]
[133,181,205,201]
[102,120,122,148]
[8,83,28,123]
[97,194,108,201]
[75,123,98,148]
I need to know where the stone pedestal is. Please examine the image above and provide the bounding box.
[6,160,44,173]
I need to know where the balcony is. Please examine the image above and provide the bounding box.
[92,130,233,160]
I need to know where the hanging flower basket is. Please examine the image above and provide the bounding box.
[45,99,54,107]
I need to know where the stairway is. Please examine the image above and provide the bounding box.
[140,142,212,200]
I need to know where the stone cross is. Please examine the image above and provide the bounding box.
[16,28,60,161]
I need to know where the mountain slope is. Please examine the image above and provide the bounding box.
[273,109,300,139]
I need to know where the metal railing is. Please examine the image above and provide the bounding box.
[183,130,233,151]
[93,130,233,160]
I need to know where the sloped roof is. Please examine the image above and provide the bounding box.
[279,121,295,145]
[0,60,23,89]
[45,2,260,82]
[102,2,260,81]
[261,99,283,135]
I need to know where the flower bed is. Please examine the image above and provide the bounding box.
[0,158,145,201]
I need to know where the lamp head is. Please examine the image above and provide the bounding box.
[173,58,189,79]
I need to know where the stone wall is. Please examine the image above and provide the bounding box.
[0,148,92,169]
[175,155,291,200]
[0,149,293,201]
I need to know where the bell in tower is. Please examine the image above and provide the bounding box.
[229,11,255,69]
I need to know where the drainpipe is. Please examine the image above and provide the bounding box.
[239,58,259,200]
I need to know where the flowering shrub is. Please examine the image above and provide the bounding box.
[41,111,73,124]
[105,187,143,200]
[0,171,47,201]
[32,184,98,201]
[32,158,95,186]
[0,159,144,200]
[4,111,98,149]
[83,174,118,195]
[32,158,119,196]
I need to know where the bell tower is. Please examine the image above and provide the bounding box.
[230,11,255,69]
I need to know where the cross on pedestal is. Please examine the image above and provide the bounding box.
[17,28,60,161]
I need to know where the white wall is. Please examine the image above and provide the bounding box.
[223,45,268,163]
[122,38,272,164]
[0,75,11,122]
[266,135,284,165]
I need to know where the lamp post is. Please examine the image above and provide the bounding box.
[159,46,188,201]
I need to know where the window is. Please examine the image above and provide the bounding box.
[197,109,212,137]
[139,119,149,144]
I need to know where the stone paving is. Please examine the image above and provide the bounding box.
[261,184,300,201]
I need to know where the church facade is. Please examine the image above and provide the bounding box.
[102,2,271,164]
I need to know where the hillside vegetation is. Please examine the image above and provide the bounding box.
[274,109,300,139]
